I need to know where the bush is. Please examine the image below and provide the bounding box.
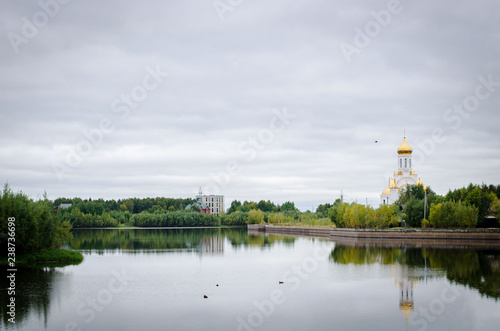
[220,212,247,226]
[60,208,118,228]
[422,219,430,229]
[0,185,73,256]
[268,213,285,224]
[247,209,264,224]
[131,211,219,227]
[328,203,397,229]
[428,201,478,229]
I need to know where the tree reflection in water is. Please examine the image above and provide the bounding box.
[330,241,500,300]
[68,228,296,253]
[1,267,66,329]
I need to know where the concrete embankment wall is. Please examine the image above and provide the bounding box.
[264,226,331,238]
[247,225,500,241]
[329,228,500,241]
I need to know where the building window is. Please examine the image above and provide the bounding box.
[405,159,407,168]
[400,159,402,168]
[409,159,411,168]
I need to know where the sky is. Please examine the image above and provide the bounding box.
[0,0,499,211]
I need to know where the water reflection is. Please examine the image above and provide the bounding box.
[1,267,61,329]
[68,228,296,253]
[4,229,499,331]
[199,236,224,255]
[330,241,500,301]
[397,274,415,324]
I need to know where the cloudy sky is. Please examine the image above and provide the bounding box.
[1,0,499,210]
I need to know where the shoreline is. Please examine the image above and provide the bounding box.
[248,224,500,244]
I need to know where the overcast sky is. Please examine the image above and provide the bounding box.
[1,0,499,210]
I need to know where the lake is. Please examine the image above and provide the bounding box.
[1,227,499,331]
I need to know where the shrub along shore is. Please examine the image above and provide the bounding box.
[0,185,83,265]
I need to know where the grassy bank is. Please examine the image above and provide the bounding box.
[0,248,83,267]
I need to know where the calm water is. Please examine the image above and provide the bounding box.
[1,228,500,331]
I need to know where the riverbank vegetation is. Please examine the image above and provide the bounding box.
[325,184,499,229]
[227,183,499,229]
[1,248,84,267]
[1,183,499,241]
[0,185,82,263]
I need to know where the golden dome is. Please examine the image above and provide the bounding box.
[382,187,391,195]
[397,137,412,155]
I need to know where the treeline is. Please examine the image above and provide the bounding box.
[228,200,333,227]
[0,185,72,256]
[227,200,298,213]
[54,196,214,228]
[398,183,499,229]
[55,196,196,214]
[328,183,500,229]
[128,211,251,227]
[56,204,249,228]
[2,182,499,234]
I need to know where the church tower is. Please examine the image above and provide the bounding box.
[381,135,424,205]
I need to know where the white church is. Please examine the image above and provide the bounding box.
[380,136,425,205]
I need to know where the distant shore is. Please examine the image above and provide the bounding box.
[248,224,500,243]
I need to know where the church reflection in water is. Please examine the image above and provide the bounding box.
[391,264,417,325]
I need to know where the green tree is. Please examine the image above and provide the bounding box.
[228,200,242,214]
[247,209,264,224]
[0,185,73,256]
[257,200,275,213]
[404,198,425,228]
[328,202,349,228]
[444,183,498,227]
[491,197,500,221]
[280,201,297,212]
[316,203,333,218]
[428,201,478,229]
[374,204,399,229]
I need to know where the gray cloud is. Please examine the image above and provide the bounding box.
[0,0,499,210]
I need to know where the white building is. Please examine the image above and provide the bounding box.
[380,136,424,205]
[196,189,225,215]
